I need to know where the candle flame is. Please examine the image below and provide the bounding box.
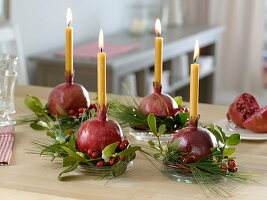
[155,18,161,36]
[99,29,104,51]
[193,40,199,62]
[66,8,72,26]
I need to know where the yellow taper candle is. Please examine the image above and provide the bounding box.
[65,8,73,74]
[97,29,106,107]
[190,40,200,121]
[154,19,163,85]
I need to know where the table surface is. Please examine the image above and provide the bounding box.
[1,85,267,200]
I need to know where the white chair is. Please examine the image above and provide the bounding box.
[0,24,29,85]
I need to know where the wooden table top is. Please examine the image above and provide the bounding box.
[1,85,267,200]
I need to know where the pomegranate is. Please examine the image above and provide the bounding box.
[47,73,90,116]
[171,118,217,163]
[77,106,123,153]
[140,83,178,117]
[227,93,260,127]
[48,83,90,116]
[242,105,267,133]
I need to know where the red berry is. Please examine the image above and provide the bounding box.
[68,109,75,116]
[91,152,99,159]
[184,108,189,113]
[78,107,85,113]
[122,139,129,146]
[68,131,73,135]
[119,143,127,151]
[229,167,238,173]
[108,158,117,165]
[118,156,126,161]
[228,160,236,168]
[96,161,105,167]
[219,165,228,171]
[87,149,93,156]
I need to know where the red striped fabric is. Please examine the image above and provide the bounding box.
[0,126,14,166]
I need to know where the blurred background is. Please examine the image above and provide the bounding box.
[0,0,266,105]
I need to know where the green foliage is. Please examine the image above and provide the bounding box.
[147,114,157,135]
[109,99,189,134]
[102,142,120,158]
[206,123,241,159]
[227,133,240,146]
[173,96,183,106]
[116,146,141,156]
[20,96,95,133]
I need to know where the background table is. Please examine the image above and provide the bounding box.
[0,85,267,200]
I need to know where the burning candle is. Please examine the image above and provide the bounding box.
[154,19,163,86]
[97,29,106,107]
[65,8,73,74]
[190,40,200,121]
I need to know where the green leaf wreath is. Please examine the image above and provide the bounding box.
[108,96,189,133]
[21,96,141,180]
[140,114,257,198]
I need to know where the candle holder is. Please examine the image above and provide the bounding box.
[109,82,189,142]
[140,113,256,198]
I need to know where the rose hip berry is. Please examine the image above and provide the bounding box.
[96,161,105,167]
[91,152,99,159]
[122,139,129,146]
[87,149,93,156]
[229,167,238,173]
[68,109,75,116]
[228,160,236,168]
[78,107,85,113]
[119,143,127,151]
[118,156,126,161]
[108,158,117,165]
[219,165,228,171]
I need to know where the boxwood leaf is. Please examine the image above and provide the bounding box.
[102,142,119,158]
[24,97,43,114]
[157,124,166,136]
[147,114,157,135]
[153,153,161,158]
[223,147,236,157]
[174,96,183,106]
[30,122,48,130]
[148,140,155,146]
[61,146,88,162]
[63,156,76,167]
[226,133,240,146]
[116,146,141,156]
[169,140,180,150]
[58,162,79,181]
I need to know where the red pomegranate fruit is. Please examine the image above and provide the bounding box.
[77,107,123,153]
[242,105,267,133]
[140,84,178,117]
[48,83,90,116]
[227,93,260,127]
[171,120,217,163]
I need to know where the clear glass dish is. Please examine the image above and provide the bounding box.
[129,128,174,142]
[161,163,227,184]
[77,161,133,177]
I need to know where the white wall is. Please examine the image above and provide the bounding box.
[10,0,134,83]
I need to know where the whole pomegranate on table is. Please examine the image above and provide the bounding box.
[227,93,267,133]
[140,82,179,117]
[47,72,90,116]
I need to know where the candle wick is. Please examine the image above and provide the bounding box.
[193,57,198,64]
[100,48,103,53]
[68,21,71,27]
[157,33,160,37]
